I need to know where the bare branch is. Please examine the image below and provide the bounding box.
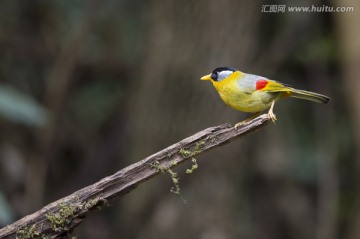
[0,114,270,238]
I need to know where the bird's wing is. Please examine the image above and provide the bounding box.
[258,79,293,93]
[237,73,293,93]
[236,73,260,93]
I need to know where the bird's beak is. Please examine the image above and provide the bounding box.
[200,74,212,81]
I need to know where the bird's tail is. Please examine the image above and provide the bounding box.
[290,89,330,104]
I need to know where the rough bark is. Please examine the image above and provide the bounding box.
[0,114,270,238]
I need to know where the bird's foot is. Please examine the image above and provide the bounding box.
[268,111,277,123]
[234,121,246,130]
[267,100,277,123]
[234,112,262,130]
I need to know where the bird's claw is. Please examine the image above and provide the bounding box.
[234,112,262,130]
[234,122,245,130]
[267,100,277,123]
[268,112,277,123]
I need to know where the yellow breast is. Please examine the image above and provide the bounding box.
[211,71,275,113]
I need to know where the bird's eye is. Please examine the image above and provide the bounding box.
[210,71,218,80]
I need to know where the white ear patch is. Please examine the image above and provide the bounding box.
[217,70,233,81]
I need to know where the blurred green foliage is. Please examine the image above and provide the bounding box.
[0,192,14,225]
[0,85,48,126]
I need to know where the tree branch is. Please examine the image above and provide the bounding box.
[0,114,270,238]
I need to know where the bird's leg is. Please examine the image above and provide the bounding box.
[268,100,277,123]
[234,111,262,129]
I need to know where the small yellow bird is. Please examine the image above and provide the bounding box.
[201,67,330,128]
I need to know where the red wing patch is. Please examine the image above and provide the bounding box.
[256,79,268,90]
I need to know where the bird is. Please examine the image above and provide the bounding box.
[201,67,330,129]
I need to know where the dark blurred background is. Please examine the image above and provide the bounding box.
[0,0,359,238]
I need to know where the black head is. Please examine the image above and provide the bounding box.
[210,66,238,81]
